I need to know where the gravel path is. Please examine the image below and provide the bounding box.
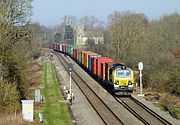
[52,53,105,125]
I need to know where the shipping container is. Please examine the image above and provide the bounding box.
[73,48,84,61]
[84,52,94,68]
[54,43,57,50]
[78,51,83,64]
[88,54,101,71]
[57,44,60,51]
[100,62,106,80]
[91,57,102,75]
[73,49,76,59]
[81,51,91,66]
[81,51,86,65]
[67,45,71,55]
[59,44,63,51]
[62,44,67,53]
[70,45,76,57]
[64,44,67,53]
[62,44,64,53]
[96,57,113,77]
[55,43,57,51]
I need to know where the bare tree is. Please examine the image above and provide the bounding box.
[79,15,99,30]
[62,15,77,29]
[107,11,146,62]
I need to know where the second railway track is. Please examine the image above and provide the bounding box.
[116,96,172,125]
[54,52,124,125]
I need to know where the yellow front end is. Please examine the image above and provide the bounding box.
[112,68,134,92]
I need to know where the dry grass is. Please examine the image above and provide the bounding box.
[0,112,25,125]
[144,88,180,106]
[144,88,180,119]
[0,58,43,125]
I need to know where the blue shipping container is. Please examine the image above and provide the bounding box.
[88,55,101,71]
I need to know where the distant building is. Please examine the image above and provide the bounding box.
[75,25,103,45]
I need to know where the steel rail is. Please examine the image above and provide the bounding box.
[115,96,172,125]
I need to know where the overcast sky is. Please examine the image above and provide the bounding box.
[31,0,180,26]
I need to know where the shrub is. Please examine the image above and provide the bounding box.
[0,81,20,113]
[168,60,180,95]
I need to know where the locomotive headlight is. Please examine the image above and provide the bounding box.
[128,81,132,85]
[128,80,133,88]
[115,81,119,85]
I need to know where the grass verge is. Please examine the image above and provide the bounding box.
[42,62,71,125]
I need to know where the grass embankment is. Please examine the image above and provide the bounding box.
[42,62,71,125]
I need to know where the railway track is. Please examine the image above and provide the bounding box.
[115,96,172,125]
[54,52,124,125]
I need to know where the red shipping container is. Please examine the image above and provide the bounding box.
[92,57,101,75]
[101,62,106,80]
[96,57,113,77]
[62,44,67,53]
[73,48,77,59]
[64,44,67,53]
[74,49,77,59]
[73,48,84,61]
[55,43,57,50]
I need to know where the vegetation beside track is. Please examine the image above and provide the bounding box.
[42,62,71,125]
[144,90,180,120]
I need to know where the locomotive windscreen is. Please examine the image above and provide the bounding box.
[116,69,131,78]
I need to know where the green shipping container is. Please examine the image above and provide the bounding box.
[67,45,76,57]
[78,51,82,64]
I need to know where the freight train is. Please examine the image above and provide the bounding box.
[51,42,135,95]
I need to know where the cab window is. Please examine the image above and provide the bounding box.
[116,69,131,78]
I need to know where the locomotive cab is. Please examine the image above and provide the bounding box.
[110,65,134,93]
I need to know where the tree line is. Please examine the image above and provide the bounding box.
[48,13,179,95]
[85,11,180,95]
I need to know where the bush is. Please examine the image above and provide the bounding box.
[168,60,180,95]
[0,81,20,113]
[32,51,41,60]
